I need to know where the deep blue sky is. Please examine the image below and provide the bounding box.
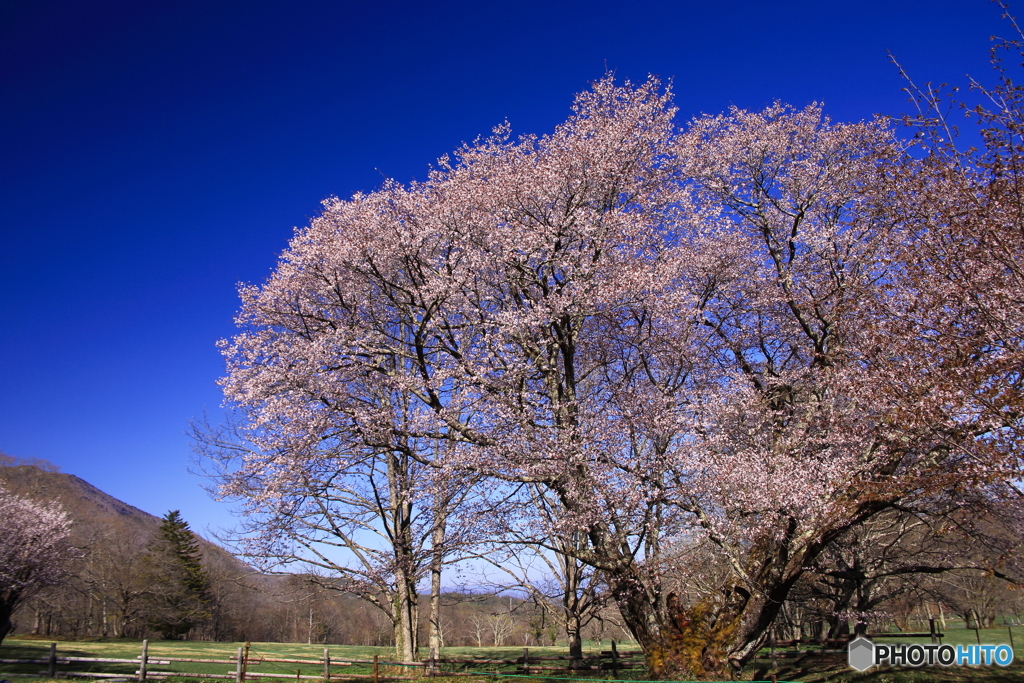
[0,0,1010,538]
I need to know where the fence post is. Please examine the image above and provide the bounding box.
[372,655,378,683]
[522,648,529,675]
[242,642,251,683]
[48,642,56,678]
[929,618,937,645]
[139,639,149,682]
[975,627,981,645]
[1009,626,1015,650]
[323,648,330,683]
[610,640,619,678]
[236,647,244,683]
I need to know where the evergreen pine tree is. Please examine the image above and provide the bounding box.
[143,510,211,639]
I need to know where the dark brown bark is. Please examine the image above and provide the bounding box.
[601,508,888,679]
[0,601,14,647]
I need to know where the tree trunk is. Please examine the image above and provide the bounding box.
[565,615,583,661]
[101,596,109,637]
[558,531,589,664]
[427,516,446,661]
[0,602,14,646]
[392,577,417,662]
[386,448,418,662]
[814,619,827,641]
[607,539,813,679]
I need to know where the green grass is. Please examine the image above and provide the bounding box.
[870,622,1022,649]
[2,632,1021,682]
[0,639,630,681]
[767,658,1024,683]
[749,624,1024,683]
[0,639,430,680]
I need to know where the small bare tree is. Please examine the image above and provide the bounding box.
[489,611,514,646]
[469,614,490,648]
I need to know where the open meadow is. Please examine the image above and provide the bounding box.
[0,638,627,680]
[2,629,1023,683]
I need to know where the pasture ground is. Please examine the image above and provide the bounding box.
[1,629,1022,682]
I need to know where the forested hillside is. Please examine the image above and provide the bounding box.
[1,457,258,641]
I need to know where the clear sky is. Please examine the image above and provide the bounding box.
[0,0,1010,539]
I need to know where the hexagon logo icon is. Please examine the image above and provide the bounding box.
[848,637,875,671]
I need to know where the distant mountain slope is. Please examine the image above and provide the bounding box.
[0,462,248,573]
[0,464,158,529]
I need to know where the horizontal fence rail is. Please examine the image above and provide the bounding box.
[0,640,647,682]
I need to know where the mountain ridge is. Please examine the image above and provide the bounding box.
[0,461,246,572]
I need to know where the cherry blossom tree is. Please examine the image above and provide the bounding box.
[888,3,1024,482]
[0,485,73,645]
[194,415,483,661]
[220,72,682,661]
[220,74,1021,678]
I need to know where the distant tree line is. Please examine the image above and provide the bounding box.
[9,505,640,646]
[10,505,1022,650]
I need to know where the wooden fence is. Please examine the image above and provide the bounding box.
[430,641,643,676]
[0,640,645,682]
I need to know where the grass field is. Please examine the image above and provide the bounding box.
[749,623,1024,682]
[1,629,1022,683]
[0,638,622,681]
[871,624,1021,648]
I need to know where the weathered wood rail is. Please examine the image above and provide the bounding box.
[0,640,646,681]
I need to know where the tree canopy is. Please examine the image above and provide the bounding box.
[0,485,73,645]
[216,70,1023,677]
[143,510,212,639]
